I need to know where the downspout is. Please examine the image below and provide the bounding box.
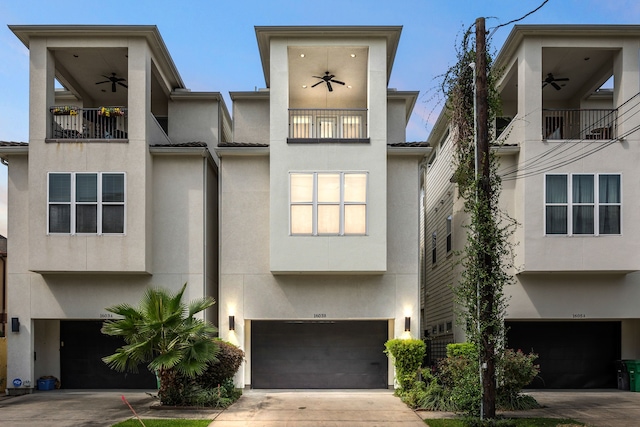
[1,255,6,337]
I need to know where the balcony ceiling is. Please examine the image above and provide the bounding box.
[500,47,616,104]
[54,48,130,106]
[288,46,368,108]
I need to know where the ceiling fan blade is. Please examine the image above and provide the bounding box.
[117,82,128,88]
[312,76,324,79]
[331,79,345,85]
[96,80,110,85]
[542,82,548,88]
[554,78,569,82]
[551,82,561,90]
[311,81,323,88]
[111,82,117,92]
[327,81,333,92]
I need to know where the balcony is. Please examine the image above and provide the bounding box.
[49,106,128,141]
[288,108,368,143]
[542,109,617,141]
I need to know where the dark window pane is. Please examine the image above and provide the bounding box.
[599,175,620,203]
[76,174,97,202]
[49,174,70,202]
[102,174,124,202]
[546,206,567,234]
[573,206,594,234]
[546,175,567,203]
[599,206,621,234]
[102,205,124,234]
[573,175,594,203]
[49,205,70,233]
[76,205,97,233]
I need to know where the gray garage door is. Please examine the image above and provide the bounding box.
[60,321,156,389]
[252,320,388,389]
[506,321,620,389]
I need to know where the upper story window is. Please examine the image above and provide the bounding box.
[431,231,437,264]
[48,172,125,235]
[545,173,620,236]
[446,215,453,253]
[290,172,367,236]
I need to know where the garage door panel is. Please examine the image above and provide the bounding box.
[60,321,156,389]
[507,321,620,389]
[252,320,388,389]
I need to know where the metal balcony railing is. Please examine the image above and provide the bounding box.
[542,108,617,140]
[288,108,368,142]
[50,106,128,140]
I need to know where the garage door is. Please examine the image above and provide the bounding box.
[506,321,620,389]
[60,321,156,389]
[252,320,388,389]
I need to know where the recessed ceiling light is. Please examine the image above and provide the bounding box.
[302,85,307,89]
[300,53,305,58]
[350,54,356,58]
[347,85,352,89]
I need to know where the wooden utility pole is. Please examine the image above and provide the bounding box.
[475,16,496,419]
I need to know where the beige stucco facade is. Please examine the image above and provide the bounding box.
[423,25,640,386]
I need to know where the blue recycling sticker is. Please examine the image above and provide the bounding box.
[12,378,22,387]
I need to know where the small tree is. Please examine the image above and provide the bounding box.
[101,283,219,403]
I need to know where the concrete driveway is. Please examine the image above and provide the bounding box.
[210,390,426,426]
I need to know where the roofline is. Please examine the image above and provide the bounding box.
[230,91,270,100]
[9,24,185,90]
[215,146,270,157]
[495,24,640,71]
[255,25,402,87]
[387,145,431,157]
[388,90,419,124]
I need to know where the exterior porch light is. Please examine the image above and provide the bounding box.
[229,315,235,331]
[11,317,20,333]
[404,317,411,332]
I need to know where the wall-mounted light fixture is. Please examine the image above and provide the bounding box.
[229,315,235,331]
[11,317,20,333]
[404,316,411,332]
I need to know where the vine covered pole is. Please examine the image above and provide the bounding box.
[475,16,496,419]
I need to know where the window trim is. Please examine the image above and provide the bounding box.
[289,171,368,236]
[431,231,437,264]
[544,173,621,236]
[47,172,126,235]
[446,215,452,253]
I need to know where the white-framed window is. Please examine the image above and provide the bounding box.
[291,115,312,138]
[545,173,621,236]
[48,172,125,235]
[290,172,367,236]
[446,215,452,253]
[341,115,362,138]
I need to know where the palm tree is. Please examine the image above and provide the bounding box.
[101,283,219,401]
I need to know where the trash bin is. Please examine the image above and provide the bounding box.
[625,360,640,392]
[616,360,630,390]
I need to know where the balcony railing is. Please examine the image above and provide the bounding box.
[288,108,368,143]
[50,106,128,140]
[542,108,617,140]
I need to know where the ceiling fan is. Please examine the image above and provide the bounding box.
[312,71,345,92]
[96,73,128,93]
[543,73,569,90]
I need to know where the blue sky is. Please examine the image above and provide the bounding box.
[1,0,639,236]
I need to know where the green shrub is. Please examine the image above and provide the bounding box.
[196,340,245,388]
[497,349,539,404]
[384,338,426,390]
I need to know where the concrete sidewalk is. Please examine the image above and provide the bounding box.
[2,388,640,427]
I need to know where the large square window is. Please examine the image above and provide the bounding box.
[290,172,367,236]
[48,172,125,235]
[545,173,620,236]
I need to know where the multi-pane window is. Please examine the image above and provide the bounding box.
[48,172,125,234]
[290,172,367,236]
[545,173,620,235]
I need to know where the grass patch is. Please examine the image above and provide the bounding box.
[112,419,212,427]
[424,419,587,427]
